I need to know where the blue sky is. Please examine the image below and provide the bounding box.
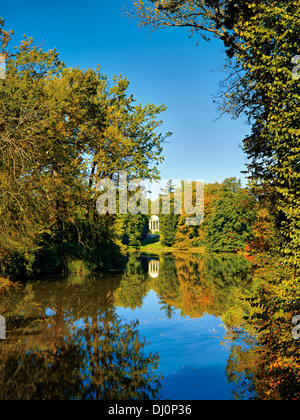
[1,0,251,185]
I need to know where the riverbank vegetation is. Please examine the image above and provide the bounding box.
[1,1,300,398]
[125,177,258,253]
[0,14,259,282]
[0,251,250,399]
[131,0,300,399]
[0,18,170,280]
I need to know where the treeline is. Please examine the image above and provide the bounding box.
[131,177,257,252]
[132,0,300,261]
[161,177,258,252]
[113,177,258,253]
[130,0,300,399]
[0,20,169,280]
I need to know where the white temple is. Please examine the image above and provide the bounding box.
[149,215,159,233]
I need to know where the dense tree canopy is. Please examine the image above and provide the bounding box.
[0,19,170,277]
[204,178,257,252]
[130,6,300,397]
[131,0,300,265]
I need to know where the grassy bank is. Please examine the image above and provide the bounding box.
[126,234,206,254]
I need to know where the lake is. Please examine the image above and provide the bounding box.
[0,251,256,400]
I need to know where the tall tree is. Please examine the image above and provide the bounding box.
[204,178,257,252]
[131,0,300,266]
[160,180,179,246]
[0,20,170,276]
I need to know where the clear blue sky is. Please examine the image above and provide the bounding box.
[1,0,251,185]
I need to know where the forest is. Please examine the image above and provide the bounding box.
[0,15,258,281]
[1,0,300,400]
[128,0,300,399]
[0,17,171,279]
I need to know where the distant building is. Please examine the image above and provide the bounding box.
[149,215,159,233]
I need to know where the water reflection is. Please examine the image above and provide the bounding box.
[115,252,252,319]
[0,252,254,400]
[148,259,160,279]
[0,277,162,400]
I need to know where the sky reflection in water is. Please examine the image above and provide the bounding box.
[0,252,254,400]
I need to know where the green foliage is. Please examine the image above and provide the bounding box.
[65,259,97,277]
[217,1,300,265]
[146,178,257,251]
[133,0,300,263]
[0,21,169,278]
[174,181,202,248]
[159,180,179,247]
[160,213,179,247]
[174,214,199,248]
[132,0,300,258]
[203,178,258,252]
[117,214,149,246]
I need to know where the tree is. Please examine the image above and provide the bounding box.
[160,213,178,247]
[131,0,300,266]
[0,20,170,277]
[215,2,300,265]
[174,181,202,248]
[159,180,179,247]
[130,0,256,53]
[117,214,149,246]
[0,36,67,261]
[204,178,257,252]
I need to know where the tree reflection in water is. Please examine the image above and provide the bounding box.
[115,252,253,320]
[0,276,162,400]
[114,252,259,399]
[2,252,288,400]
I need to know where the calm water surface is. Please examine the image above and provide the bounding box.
[0,252,255,400]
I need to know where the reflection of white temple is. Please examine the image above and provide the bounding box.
[148,259,160,278]
[149,215,159,233]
